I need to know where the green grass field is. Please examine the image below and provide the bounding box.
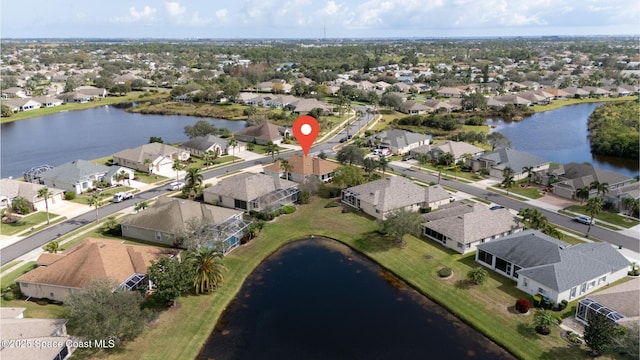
[0,212,61,236]
[95,197,592,360]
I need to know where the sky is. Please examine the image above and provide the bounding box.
[2,0,639,39]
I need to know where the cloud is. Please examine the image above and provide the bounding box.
[165,2,186,18]
[115,5,157,23]
[321,1,344,16]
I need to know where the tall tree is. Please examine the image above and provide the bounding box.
[184,120,217,139]
[336,145,365,165]
[575,186,590,204]
[377,156,389,178]
[185,247,226,295]
[501,168,516,196]
[486,132,511,150]
[184,167,203,200]
[585,197,604,237]
[266,141,279,160]
[37,187,51,225]
[172,159,185,182]
[228,137,238,162]
[379,209,423,247]
[87,194,101,222]
[278,158,292,180]
[147,257,195,307]
[590,181,609,199]
[64,278,150,345]
[583,312,618,356]
[522,166,534,184]
[332,165,366,188]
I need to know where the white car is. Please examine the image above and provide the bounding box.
[168,182,185,191]
[573,216,594,225]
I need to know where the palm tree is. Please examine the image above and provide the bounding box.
[228,137,238,163]
[43,241,60,254]
[532,309,559,335]
[590,181,609,199]
[186,247,226,294]
[202,150,216,167]
[278,158,292,180]
[523,166,534,185]
[266,141,279,160]
[87,194,101,222]
[501,172,516,196]
[115,170,129,186]
[352,136,366,148]
[172,159,185,182]
[466,267,488,285]
[143,158,153,175]
[246,142,255,152]
[585,197,604,237]
[363,157,378,175]
[575,186,590,204]
[542,224,564,240]
[184,167,203,200]
[37,187,51,225]
[378,156,389,178]
[621,197,639,217]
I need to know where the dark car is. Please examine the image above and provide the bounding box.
[402,154,413,161]
[339,137,348,143]
[489,205,505,210]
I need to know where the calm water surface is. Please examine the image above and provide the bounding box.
[199,238,514,360]
[0,106,246,178]
[487,103,639,178]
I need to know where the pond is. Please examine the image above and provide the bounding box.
[487,103,638,178]
[198,238,514,360]
[0,106,246,178]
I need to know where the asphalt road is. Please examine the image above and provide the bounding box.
[2,110,637,265]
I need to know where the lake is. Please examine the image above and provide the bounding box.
[487,103,639,178]
[198,238,515,360]
[0,106,246,178]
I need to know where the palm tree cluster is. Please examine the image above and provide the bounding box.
[518,207,563,240]
[183,167,204,200]
[185,247,226,295]
[501,167,516,196]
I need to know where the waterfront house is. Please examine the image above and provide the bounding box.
[38,160,110,194]
[341,176,450,220]
[0,178,65,212]
[422,201,523,254]
[475,230,630,305]
[549,162,633,201]
[112,143,190,175]
[180,134,238,157]
[121,197,250,254]
[471,147,550,180]
[16,238,177,302]
[234,122,288,145]
[366,129,431,155]
[203,172,299,213]
[427,140,485,164]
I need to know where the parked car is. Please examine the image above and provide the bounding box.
[489,205,505,210]
[168,181,185,191]
[402,154,413,161]
[573,215,594,225]
[112,191,134,203]
[339,137,348,143]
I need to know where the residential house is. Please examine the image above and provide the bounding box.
[0,178,65,212]
[263,154,340,184]
[471,147,550,180]
[550,162,634,200]
[1,86,29,98]
[582,86,610,97]
[604,182,640,213]
[422,201,523,254]
[38,160,111,194]
[563,87,590,98]
[234,122,288,145]
[32,95,63,107]
[3,98,41,112]
[203,172,299,213]
[56,91,91,103]
[75,86,107,98]
[575,278,639,327]
[16,238,178,302]
[399,100,431,115]
[290,98,333,115]
[475,230,630,305]
[423,99,460,112]
[104,166,135,186]
[543,88,571,99]
[120,198,250,254]
[180,134,238,157]
[341,176,450,220]
[492,94,532,107]
[1,308,72,360]
[428,141,485,164]
[366,129,432,155]
[112,143,190,175]
[437,87,465,98]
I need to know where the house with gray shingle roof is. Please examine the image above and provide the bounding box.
[234,122,288,145]
[422,201,523,254]
[112,143,190,175]
[121,197,249,254]
[180,134,237,157]
[38,160,111,194]
[471,147,550,180]
[203,172,299,213]
[341,176,450,220]
[366,129,432,155]
[0,178,65,212]
[550,162,634,200]
[475,230,630,305]
[428,140,485,163]
[575,277,640,327]
[399,100,431,115]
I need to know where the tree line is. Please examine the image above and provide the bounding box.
[588,101,639,159]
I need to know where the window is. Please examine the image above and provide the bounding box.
[598,276,606,285]
[587,280,596,290]
[569,286,577,299]
[155,232,162,241]
[523,278,528,287]
[457,242,463,248]
[477,250,493,265]
[538,287,545,295]
[580,282,587,294]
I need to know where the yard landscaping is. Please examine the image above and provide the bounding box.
[564,205,639,229]
[0,211,62,236]
[92,197,592,360]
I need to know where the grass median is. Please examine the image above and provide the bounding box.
[100,197,586,360]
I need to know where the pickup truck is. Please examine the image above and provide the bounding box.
[112,191,134,203]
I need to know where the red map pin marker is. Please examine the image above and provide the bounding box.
[292,115,320,157]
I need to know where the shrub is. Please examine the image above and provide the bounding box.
[515,298,531,313]
[419,206,432,213]
[438,267,452,278]
[2,291,14,301]
[558,300,568,311]
[64,191,76,200]
[324,201,339,208]
[280,205,296,214]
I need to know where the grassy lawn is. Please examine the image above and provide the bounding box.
[0,212,61,236]
[0,261,36,289]
[99,197,587,360]
[531,96,639,112]
[0,260,22,273]
[564,205,639,229]
[1,91,165,123]
[250,144,289,156]
[185,155,242,170]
